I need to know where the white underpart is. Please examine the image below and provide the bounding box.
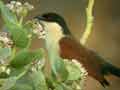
[40,21,65,75]
[40,21,64,51]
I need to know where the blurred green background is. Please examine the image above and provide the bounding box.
[1,0,120,90]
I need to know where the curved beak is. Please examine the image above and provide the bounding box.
[34,16,46,21]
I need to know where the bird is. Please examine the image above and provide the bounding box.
[35,12,120,87]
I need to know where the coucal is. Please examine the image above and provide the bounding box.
[35,12,120,87]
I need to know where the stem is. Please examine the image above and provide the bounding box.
[26,38,32,49]
[16,69,27,80]
[10,47,16,60]
[19,16,24,25]
[16,65,31,80]
[80,0,95,45]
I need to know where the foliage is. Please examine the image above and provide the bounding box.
[0,0,88,90]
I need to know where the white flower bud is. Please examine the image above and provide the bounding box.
[24,2,34,10]
[6,4,14,10]
[16,6,23,15]
[15,1,22,6]
[32,22,46,39]
[0,32,13,48]
[27,34,32,38]
[6,1,34,17]
[10,1,16,5]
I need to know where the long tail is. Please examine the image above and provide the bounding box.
[100,63,120,87]
[88,50,120,87]
[102,63,120,77]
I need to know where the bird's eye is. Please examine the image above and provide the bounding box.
[43,15,51,20]
[46,17,51,20]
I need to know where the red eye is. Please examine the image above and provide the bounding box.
[42,15,52,20]
[46,17,51,20]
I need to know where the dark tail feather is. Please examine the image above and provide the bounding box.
[100,63,120,87]
[100,79,110,87]
[102,63,120,77]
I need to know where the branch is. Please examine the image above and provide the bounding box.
[80,0,95,45]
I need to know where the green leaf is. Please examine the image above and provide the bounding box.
[46,46,68,82]
[61,84,73,90]
[0,48,11,59]
[30,70,48,90]
[9,26,29,48]
[10,49,32,68]
[9,69,33,90]
[45,44,68,82]
[10,68,25,77]
[10,83,33,90]
[32,48,44,60]
[0,77,17,90]
[0,72,9,78]
[66,62,83,81]
[10,48,44,68]
[0,1,18,26]
[0,1,29,48]
[52,58,68,82]
[55,84,74,90]
[54,84,64,90]
[54,83,72,90]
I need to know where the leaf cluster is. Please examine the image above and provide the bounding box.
[0,1,86,90]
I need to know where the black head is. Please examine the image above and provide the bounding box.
[35,12,71,35]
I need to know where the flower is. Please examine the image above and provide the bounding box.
[64,59,88,90]
[32,21,46,39]
[6,1,34,17]
[24,2,34,11]
[0,32,13,48]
